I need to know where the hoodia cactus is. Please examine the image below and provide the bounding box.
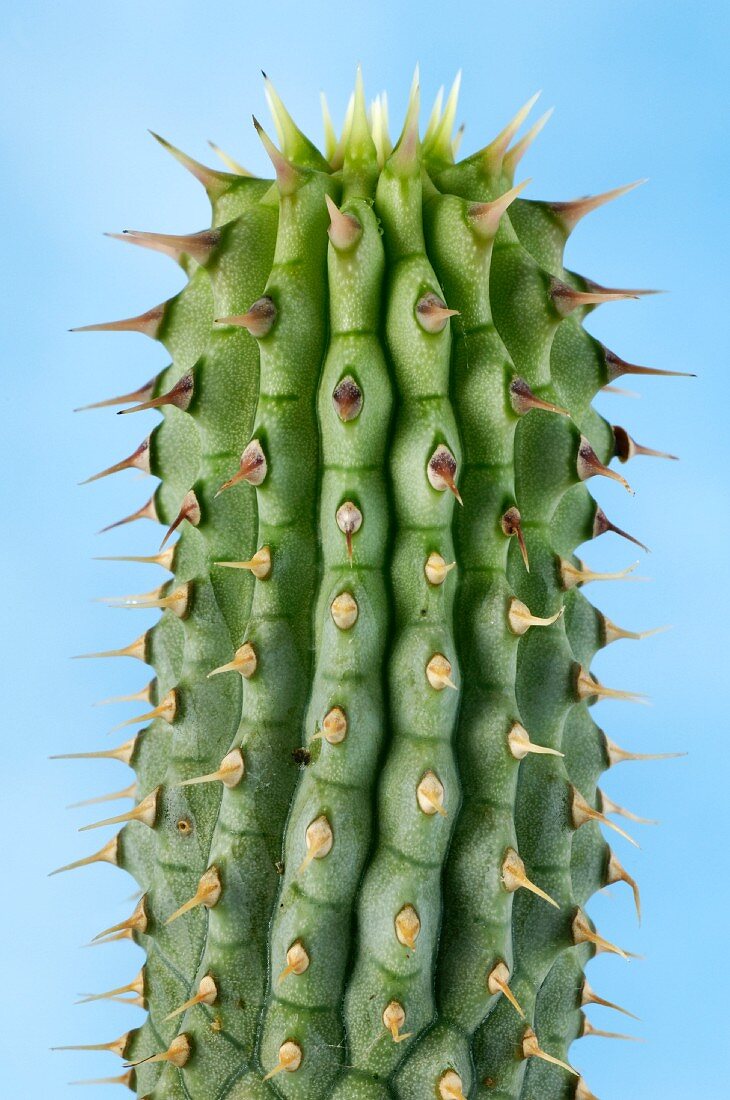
[55,70,688,1099]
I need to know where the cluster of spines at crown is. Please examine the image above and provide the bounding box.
[54,67,688,1100]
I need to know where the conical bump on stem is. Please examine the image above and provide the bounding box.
[299,815,334,873]
[91,896,148,945]
[125,1032,191,1069]
[208,641,257,679]
[425,551,456,586]
[577,436,633,494]
[416,292,460,334]
[416,770,447,816]
[501,506,530,571]
[165,866,222,925]
[521,1027,578,1077]
[428,444,462,503]
[336,501,362,562]
[613,425,678,463]
[278,940,310,983]
[395,904,421,949]
[487,961,525,1018]
[216,439,267,496]
[382,1000,412,1043]
[80,437,151,485]
[501,848,559,908]
[468,179,530,240]
[80,787,159,834]
[325,194,362,250]
[508,722,564,761]
[439,1069,467,1100]
[320,706,348,744]
[509,378,569,419]
[165,974,218,1021]
[507,596,564,636]
[263,1040,303,1081]
[216,545,272,579]
[332,375,363,421]
[216,295,277,337]
[426,653,457,691]
[331,591,358,629]
[179,747,245,790]
[120,371,194,416]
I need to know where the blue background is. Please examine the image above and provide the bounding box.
[1,2,727,1096]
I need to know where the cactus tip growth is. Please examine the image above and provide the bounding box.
[58,71,686,1099]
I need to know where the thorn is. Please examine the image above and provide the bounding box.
[389,69,420,175]
[575,1078,601,1100]
[481,92,541,174]
[550,180,647,231]
[509,377,569,418]
[298,815,334,873]
[215,295,277,337]
[80,438,151,485]
[124,1033,191,1069]
[49,835,119,877]
[206,139,252,176]
[559,557,641,590]
[468,179,531,239]
[501,506,530,570]
[277,940,310,984]
[69,1070,134,1088]
[52,1032,130,1058]
[90,897,148,945]
[370,93,392,168]
[68,781,137,810]
[107,228,220,265]
[252,116,302,194]
[602,616,670,645]
[382,1000,412,1044]
[431,70,462,159]
[320,92,337,162]
[108,689,177,733]
[262,1040,302,1081]
[98,494,158,534]
[606,851,642,923]
[325,194,362,251]
[593,506,649,554]
[521,1027,578,1076]
[508,597,564,636]
[215,545,271,579]
[487,961,525,1018]
[70,303,166,339]
[424,552,456,586]
[207,641,257,679]
[331,91,355,171]
[600,790,659,826]
[331,591,358,630]
[613,425,678,463]
[582,1019,644,1042]
[601,384,641,397]
[262,72,329,170]
[416,770,447,816]
[428,443,462,503]
[215,439,267,496]
[572,909,638,960]
[577,436,633,494]
[164,975,217,1021]
[100,583,189,618]
[332,374,363,421]
[51,738,137,766]
[571,788,639,848]
[551,277,658,318]
[426,653,457,691]
[178,748,245,790]
[605,738,685,767]
[74,374,158,413]
[451,123,465,159]
[581,978,640,1021]
[502,848,559,908]
[78,971,145,1006]
[80,787,158,833]
[423,85,445,146]
[439,1069,467,1100]
[93,548,174,570]
[165,866,222,925]
[395,904,421,949]
[336,502,363,563]
[73,632,148,662]
[93,680,154,708]
[604,346,694,381]
[416,292,460,335]
[575,665,648,705]
[160,489,201,549]
[503,108,554,176]
[120,372,194,416]
[150,131,237,196]
[508,722,564,761]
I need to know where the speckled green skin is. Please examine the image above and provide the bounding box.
[62,77,669,1100]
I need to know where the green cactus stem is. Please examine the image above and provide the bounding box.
[57,70,684,1100]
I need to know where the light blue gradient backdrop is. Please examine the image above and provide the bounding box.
[1,2,727,1097]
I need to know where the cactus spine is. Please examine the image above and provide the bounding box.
[59,71,684,1099]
